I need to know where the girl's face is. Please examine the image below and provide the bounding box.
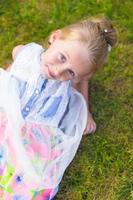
[41,32,92,82]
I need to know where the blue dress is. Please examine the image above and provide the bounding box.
[0,43,87,199]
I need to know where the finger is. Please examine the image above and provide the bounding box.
[85,125,93,134]
[83,122,97,135]
[91,123,97,133]
[88,123,96,133]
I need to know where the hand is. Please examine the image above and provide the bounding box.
[83,113,96,135]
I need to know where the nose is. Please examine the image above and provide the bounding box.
[53,64,66,77]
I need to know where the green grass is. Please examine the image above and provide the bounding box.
[0,0,132,199]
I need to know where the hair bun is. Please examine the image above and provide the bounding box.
[92,17,117,47]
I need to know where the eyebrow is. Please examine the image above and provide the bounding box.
[63,50,70,60]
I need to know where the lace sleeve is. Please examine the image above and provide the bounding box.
[10,43,44,82]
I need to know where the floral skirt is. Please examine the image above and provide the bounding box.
[0,109,60,199]
[0,185,58,200]
[0,106,82,199]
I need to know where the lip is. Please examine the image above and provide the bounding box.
[47,65,56,79]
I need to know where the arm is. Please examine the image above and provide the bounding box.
[72,79,96,134]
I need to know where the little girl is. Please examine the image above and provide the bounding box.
[0,16,117,199]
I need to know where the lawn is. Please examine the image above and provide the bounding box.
[0,0,132,199]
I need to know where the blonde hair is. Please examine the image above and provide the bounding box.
[50,16,117,75]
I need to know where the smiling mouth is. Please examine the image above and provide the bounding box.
[47,65,56,78]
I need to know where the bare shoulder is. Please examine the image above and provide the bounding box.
[12,45,24,60]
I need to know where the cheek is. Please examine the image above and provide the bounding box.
[47,49,59,63]
[58,72,70,81]
[44,49,53,62]
[58,75,68,82]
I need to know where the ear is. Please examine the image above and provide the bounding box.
[49,29,62,44]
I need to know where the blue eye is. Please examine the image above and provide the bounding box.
[68,69,75,77]
[59,53,66,63]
